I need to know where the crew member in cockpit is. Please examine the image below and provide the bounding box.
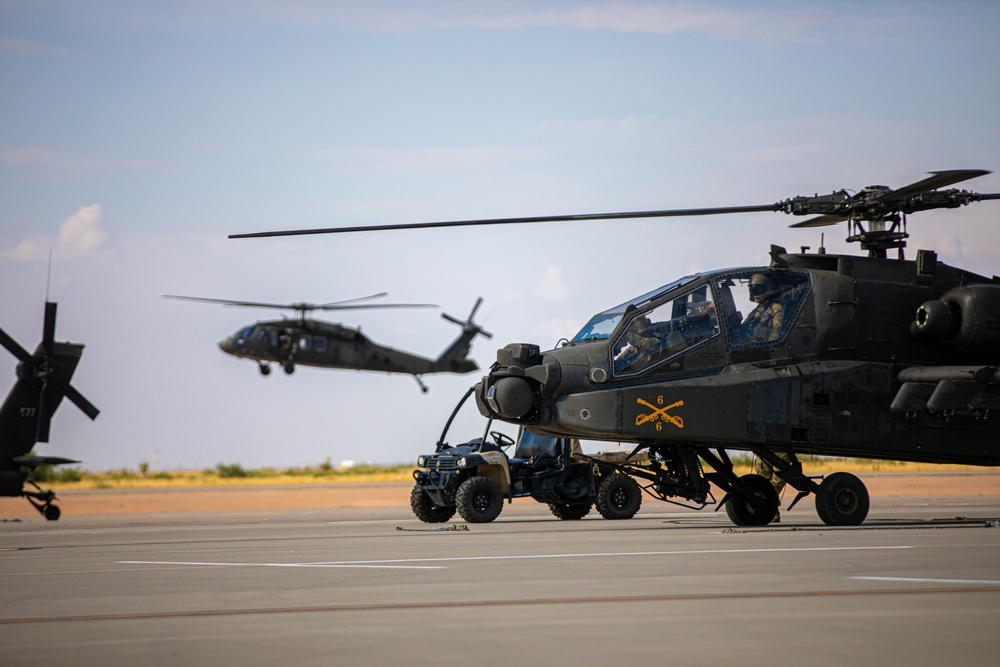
[739,273,783,342]
[615,315,659,370]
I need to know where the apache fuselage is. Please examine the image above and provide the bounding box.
[476,247,1000,467]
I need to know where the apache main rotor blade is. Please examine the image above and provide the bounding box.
[229,204,781,239]
[789,214,851,229]
[229,169,998,240]
[877,169,991,203]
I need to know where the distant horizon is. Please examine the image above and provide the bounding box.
[3,1,998,471]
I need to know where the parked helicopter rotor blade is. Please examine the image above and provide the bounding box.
[34,382,98,443]
[43,302,57,356]
[64,383,100,421]
[0,326,31,362]
[877,169,991,203]
[229,204,782,239]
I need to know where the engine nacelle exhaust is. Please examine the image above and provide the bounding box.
[911,284,1000,355]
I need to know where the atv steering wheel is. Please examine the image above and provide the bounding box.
[490,431,515,448]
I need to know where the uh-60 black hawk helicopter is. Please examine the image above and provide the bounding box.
[163,293,491,392]
[232,169,1000,527]
[0,301,99,520]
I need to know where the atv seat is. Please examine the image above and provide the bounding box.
[511,432,566,468]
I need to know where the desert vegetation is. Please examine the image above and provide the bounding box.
[26,453,987,492]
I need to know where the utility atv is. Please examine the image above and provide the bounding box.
[411,386,644,523]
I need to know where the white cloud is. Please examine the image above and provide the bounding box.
[535,265,570,301]
[5,204,109,261]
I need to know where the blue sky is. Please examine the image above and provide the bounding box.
[2,1,999,472]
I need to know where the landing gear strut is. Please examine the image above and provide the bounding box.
[24,479,61,521]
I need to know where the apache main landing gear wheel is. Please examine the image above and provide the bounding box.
[455,476,504,523]
[549,501,592,520]
[410,485,456,523]
[725,473,779,526]
[815,472,870,526]
[595,473,642,520]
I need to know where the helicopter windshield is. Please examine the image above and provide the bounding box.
[612,283,718,375]
[571,275,698,342]
[234,325,255,341]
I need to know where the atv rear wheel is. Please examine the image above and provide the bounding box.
[595,473,642,519]
[456,476,504,523]
[410,485,456,523]
[549,501,592,520]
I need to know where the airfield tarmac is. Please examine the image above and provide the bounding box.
[2,475,999,666]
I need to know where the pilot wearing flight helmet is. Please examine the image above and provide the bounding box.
[739,273,783,342]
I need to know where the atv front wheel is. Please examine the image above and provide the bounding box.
[455,476,504,523]
[410,485,456,523]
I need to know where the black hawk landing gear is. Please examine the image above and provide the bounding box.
[24,480,62,521]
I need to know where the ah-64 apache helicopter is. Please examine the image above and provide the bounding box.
[232,169,1000,527]
[163,293,491,392]
[0,301,99,520]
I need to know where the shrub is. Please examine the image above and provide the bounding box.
[215,463,249,478]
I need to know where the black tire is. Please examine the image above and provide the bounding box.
[595,473,642,520]
[725,473,779,526]
[43,504,61,521]
[549,501,592,520]
[455,476,504,523]
[410,485,456,523]
[815,472,869,526]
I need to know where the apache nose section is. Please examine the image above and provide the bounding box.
[485,376,535,418]
[477,343,565,424]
